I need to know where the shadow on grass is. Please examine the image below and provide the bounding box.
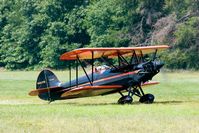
[51,100,188,106]
[52,102,118,106]
[153,101,185,105]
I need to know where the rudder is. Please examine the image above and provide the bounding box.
[36,69,61,101]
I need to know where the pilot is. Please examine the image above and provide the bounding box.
[95,65,110,74]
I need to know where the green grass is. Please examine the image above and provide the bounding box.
[0,70,199,133]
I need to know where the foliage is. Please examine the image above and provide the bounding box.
[0,0,198,70]
[85,0,131,47]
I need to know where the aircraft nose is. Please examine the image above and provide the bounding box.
[154,61,164,70]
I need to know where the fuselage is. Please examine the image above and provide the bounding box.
[53,60,163,100]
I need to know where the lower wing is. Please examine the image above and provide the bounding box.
[28,81,159,98]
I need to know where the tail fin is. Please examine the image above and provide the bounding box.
[36,69,61,101]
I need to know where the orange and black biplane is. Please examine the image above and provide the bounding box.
[29,45,169,104]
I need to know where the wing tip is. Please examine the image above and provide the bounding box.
[142,81,159,86]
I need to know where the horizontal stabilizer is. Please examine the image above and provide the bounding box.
[29,86,62,96]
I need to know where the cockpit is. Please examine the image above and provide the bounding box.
[95,65,110,74]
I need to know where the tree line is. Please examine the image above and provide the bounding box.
[0,0,198,70]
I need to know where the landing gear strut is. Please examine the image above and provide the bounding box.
[118,85,155,104]
[118,87,134,104]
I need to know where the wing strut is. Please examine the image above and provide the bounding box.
[69,61,72,89]
[139,50,144,63]
[77,56,93,86]
[76,57,78,87]
[91,51,94,84]
[130,50,139,64]
[101,56,118,70]
[118,52,130,66]
[152,49,158,61]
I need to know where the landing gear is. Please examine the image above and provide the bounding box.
[139,94,154,103]
[118,85,155,104]
[118,95,133,104]
[118,88,133,104]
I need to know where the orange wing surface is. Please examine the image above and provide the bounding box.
[61,85,123,98]
[60,82,158,98]
[142,81,159,86]
[29,86,62,96]
[60,45,170,60]
[29,82,158,97]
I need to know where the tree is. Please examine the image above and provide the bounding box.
[85,0,131,47]
[0,0,199,70]
[173,17,199,69]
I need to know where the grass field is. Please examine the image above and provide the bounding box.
[0,70,199,133]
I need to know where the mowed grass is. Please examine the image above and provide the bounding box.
[0,70,199,133]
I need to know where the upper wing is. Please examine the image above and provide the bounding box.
[60,45,170,60]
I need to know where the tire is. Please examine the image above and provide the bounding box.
[139,94,154,104]
[118,95,133,104]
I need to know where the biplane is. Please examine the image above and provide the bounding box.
[29,45,169,104]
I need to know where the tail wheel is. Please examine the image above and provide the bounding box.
[118,95,133,104]
[139,94,154,103]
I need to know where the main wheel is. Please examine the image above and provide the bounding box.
[139,94,154,104]
[118,95,133,104]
